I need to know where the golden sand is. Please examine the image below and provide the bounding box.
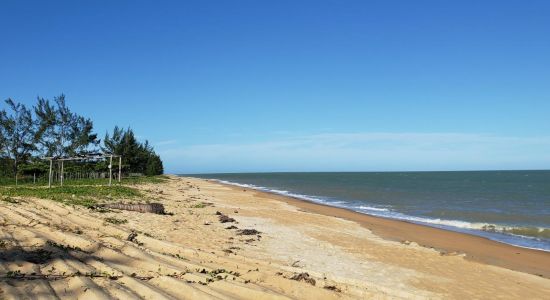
[0,176,549,299]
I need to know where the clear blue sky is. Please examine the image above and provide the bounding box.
[1,1,549,173]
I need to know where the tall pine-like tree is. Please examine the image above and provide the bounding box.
[35,94,98,157]
[103,127,164,175]
[0,99,39,180]
[0,95,164,179]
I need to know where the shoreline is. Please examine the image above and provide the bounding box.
[210,178,549,252]
[207,178,550,278]
[3,175,549,299]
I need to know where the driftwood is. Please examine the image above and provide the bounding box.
[99,203,166,215]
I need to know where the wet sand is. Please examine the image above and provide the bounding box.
[238,183,550,278]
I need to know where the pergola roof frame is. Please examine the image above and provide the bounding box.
[44,153,121,161]
[45,153,122,188]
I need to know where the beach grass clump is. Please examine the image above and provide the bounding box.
[46,240,83,252]
[191,202,207,208]
[104,217,128,225]
[0,185,142,207]
[6,270,23,279]
[172,253,189,261]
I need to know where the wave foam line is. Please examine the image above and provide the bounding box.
[212,179,550,252]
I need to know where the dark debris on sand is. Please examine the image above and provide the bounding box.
[290,272,316,286]
[216,211,236,223]
[324,285,342,292]
[237,229,261,235]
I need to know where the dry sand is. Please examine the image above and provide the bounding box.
[1,175,549,299]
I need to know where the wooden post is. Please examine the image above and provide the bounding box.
[109,155,113,186]
[118,156,122,182]
[48,159,53,188]
[33,173,36,184]
[60,160,64,186]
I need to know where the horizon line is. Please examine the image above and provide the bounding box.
[176,168,550,175]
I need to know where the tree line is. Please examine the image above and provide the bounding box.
[0,94,163,179]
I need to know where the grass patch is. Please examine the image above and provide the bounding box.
[0,185,142,207]
[6,270,23,278]
[123,175,170,185]
[191,202,207,208]
[104,217,128,225]
[63,175,169,186]
[46,240,83,252]
[0,175,169,187]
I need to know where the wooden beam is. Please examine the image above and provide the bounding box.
[109,155,113,186]
[48,159,52,188]
[118,156,122,182]
[60,160,64,186]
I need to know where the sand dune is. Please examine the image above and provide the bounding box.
[1,176,549,299]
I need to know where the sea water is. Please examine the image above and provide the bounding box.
[186,171,550,251]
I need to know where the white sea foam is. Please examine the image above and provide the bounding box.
[356,205,390,212]
[212,178,550,252]
[216,179,324,203]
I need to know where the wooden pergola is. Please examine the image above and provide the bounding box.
[45,153,122,188]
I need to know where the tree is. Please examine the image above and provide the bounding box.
[145,153,164,175]
[103,127,164,175]
[0,110,6,156]
[1,94,164,181]
[0,110,9,177]
[102,125,124,154]
[35,94,98,157]
[0,99,38,182]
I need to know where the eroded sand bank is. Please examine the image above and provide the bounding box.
[1,176,549,299]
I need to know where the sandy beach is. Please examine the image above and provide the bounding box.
[1,175,549,299]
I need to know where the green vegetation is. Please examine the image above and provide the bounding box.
[0,172,168,209]
[103,126,164,176]
[104,217,128,225]
[6,270,23,279]
[0,175,170,187]
[0,185,141,207]
[191,202,207,208]
[0,95,164,184]
[122,175,170,185]
[46,240,84,252]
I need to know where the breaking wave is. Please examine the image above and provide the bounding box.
[213,179,550,252]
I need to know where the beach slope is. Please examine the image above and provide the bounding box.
[0,176,549,299]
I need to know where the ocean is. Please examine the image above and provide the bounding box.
[186,171,550,251]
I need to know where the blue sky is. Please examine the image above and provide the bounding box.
[1,1,549,173]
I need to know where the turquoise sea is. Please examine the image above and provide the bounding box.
[187,171,550,251]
